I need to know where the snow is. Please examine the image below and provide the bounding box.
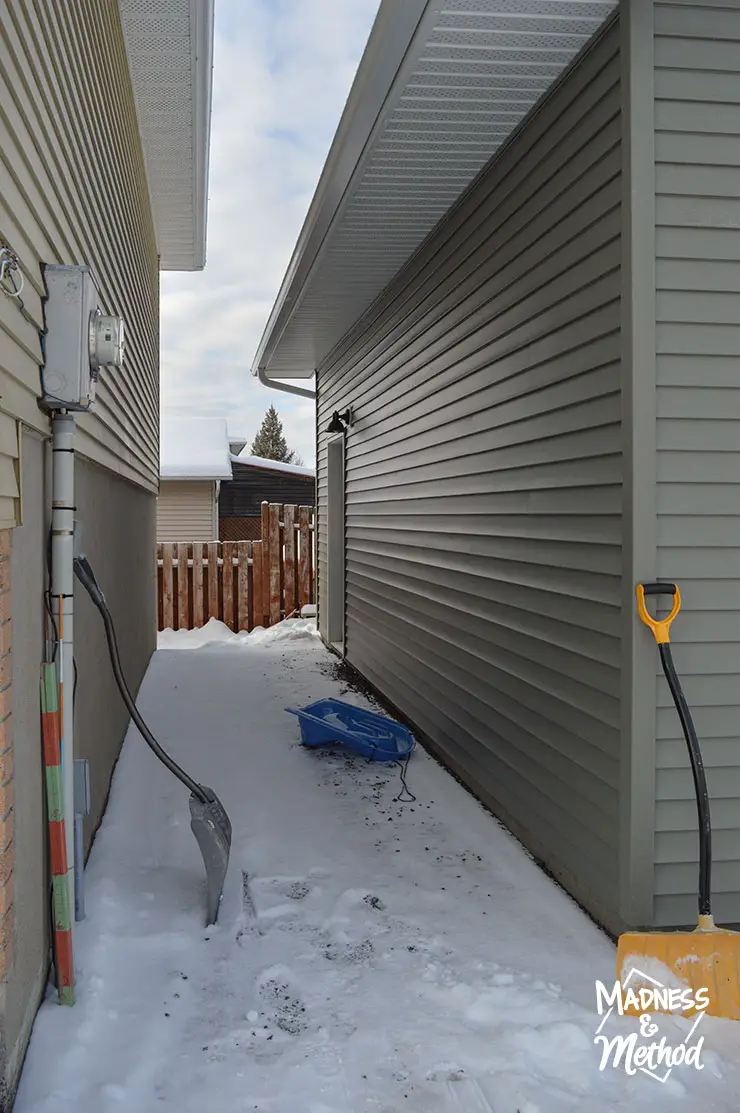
[160,414,233,480]
[16,624,740,1112]
[234,451,315,477]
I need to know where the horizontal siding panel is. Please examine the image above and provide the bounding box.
[657,702,740,740]
[0,0,158,490]
[654,862,740,897]
[659,736,740,768]
[658,516,740,547]
[654,36,740,72]
[656,101,740,135]
[656,164,740,199]
[654,2,740,37]
[655,68,740,104]
[657,798,740,833]
[317,23,622,926]
[654,4,740,923]
[656,829,740,865]
[156,482,215,543]
[658,483,740,512]
[653,893,737,929]
[657,767,740,802]
[656,133,740,168]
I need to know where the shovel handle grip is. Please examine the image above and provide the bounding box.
[636,582,681,644]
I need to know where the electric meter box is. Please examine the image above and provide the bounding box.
[42,265,125,411]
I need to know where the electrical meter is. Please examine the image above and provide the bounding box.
[42,265,125,411]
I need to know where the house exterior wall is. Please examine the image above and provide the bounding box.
[156,480,218,543]
[317,22,623,930]
[1,434,156,1106]
[0,0,160,493]
[649,1,740,927]
[218,464,316,518]
[0,1,160,1101]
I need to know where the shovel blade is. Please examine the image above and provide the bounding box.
[617,926,740,1020]
[189,787,232,926]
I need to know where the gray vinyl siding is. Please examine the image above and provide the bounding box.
[653,1,740,926]
[157,481,217,543]
[0,0,159,491]
[317,22,623,927]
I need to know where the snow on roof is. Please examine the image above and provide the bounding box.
[233,451,315,478]
[160,415,233,480]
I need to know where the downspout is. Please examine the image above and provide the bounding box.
[257,367,315,400]
[50,412,78,929]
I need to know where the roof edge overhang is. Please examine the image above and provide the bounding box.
[251,0,428,380]
[251,0,619,382]
[120,0,215,273]
[160,472,231,482]
[189,0,215,271]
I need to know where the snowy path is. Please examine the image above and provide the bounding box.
[17,621,740,1112]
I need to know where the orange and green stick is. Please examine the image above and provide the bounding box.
[40,662,75,1005]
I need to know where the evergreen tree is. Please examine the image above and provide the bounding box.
[251,404,300,463]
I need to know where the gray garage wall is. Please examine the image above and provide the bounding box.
[317,22,623,930]
[2,431,156,1105]
[652,1,740,927]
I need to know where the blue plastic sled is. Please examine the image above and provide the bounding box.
[285,698,415,763]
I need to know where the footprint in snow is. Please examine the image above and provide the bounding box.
[256,966,308,1036]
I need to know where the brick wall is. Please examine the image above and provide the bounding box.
[0,530,12,979]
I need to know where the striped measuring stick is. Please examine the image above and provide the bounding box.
[40,662,75,1005]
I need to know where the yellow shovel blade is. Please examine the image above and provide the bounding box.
[617,922,740,1021]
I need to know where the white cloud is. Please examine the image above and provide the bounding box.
[160,0,380,464]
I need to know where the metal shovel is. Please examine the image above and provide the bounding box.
[73,555,232,925]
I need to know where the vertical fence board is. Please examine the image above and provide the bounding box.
[192,543,204,627]
[260,503,270,626]
[237,541,250,631]
[162,544,174,629]
[252,540,264,627]
[283,505,296,617]
[177,543,189,630]
[299,507,311,609]
[207,543,220,621]
[156,543,163,629]
[222,542,235,631]
[269,504,282,626]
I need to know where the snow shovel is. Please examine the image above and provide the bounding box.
[73,555,232,926]
[616,581,740,1020]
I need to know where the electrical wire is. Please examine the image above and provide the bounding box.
[44,526,59,661]
[392,754,416,803]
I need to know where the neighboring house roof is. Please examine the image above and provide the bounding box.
[233,452,316,479]
[228,437,248,456]
[119,0,214,271]
[252,0,617,381]
[160,416,233,480]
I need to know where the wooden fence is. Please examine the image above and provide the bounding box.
[157,503,315,632]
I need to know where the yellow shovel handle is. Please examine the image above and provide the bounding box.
[636,582,682,645]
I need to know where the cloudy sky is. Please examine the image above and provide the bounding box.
[159,0,380,465]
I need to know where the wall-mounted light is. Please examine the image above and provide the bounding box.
[327,407,352,434]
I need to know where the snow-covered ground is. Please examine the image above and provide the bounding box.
[17,620,740,1112]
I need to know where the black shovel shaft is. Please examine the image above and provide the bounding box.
[73,555,207,804]
[658,642,712,917]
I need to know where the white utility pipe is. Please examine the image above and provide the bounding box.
[51,412,76,936]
